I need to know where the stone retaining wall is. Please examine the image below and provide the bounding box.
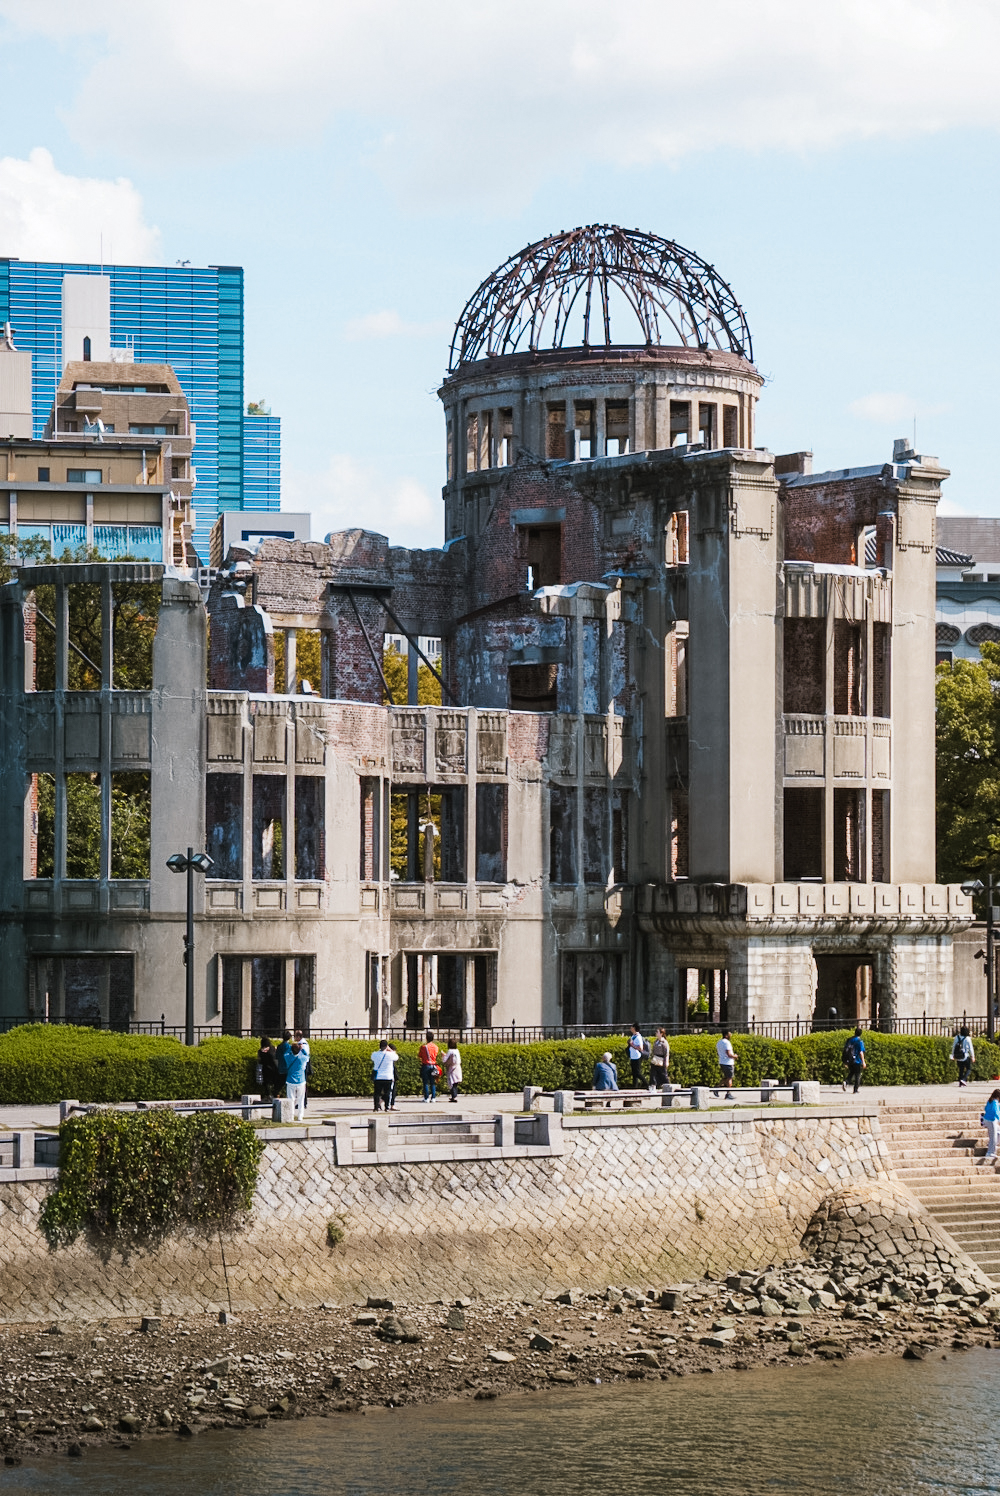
[0,1107,904,1324]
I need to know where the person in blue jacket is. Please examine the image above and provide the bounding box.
[982,1089,1000,1163]
[843,1026,866,1094]
[593,1052,618,1091]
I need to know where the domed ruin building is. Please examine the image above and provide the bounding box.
[0,225,971,1033]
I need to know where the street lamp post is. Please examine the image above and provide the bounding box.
[961,876,995,1044]
[166,848,214,1046]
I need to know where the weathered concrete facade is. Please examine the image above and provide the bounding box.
[0,225,972,1030]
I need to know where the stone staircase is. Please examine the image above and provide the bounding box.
[880,1101,1000,1282]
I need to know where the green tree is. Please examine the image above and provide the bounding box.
[382,645,441,706]
[936,643,1000,886]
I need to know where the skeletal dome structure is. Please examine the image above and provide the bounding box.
[439,224,763,535]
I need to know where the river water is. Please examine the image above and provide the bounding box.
[7,1350,1000,1495]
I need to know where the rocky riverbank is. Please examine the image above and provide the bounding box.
[1,1251,997,1467]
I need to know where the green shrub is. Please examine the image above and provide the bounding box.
[39,1109,263,1247]
[2,1023,998,1106]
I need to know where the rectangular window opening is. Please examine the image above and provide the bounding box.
[546,404,567,460]
[206,773,243,880]
[698,403,716,449]
[509,662,558,712]
[516,523,562,590]
[723,404,739,447]
[389,787,465,881]
[295,775,325,880]
[66,468,102,485]
[612,791,628,884]
[294,955,315,1031]
[498,408,514,467]
[360,776,381,881]
[465,412,479,474]
[669,400,691,447]
[605,400,629,456]
[111,770,150,879]
[666,510,689,566]
[66,772,102,880]
[670,789,689,879]
[872,790,889,882]
[583,785,609,886]
[33,772,55,878]
[251,956,284,1034]
[834,620,865,716]
[549,783,577,884]
[252,775,285,879]
[475,782,507,882]
[783,787,823,881]
[574,402,594,460]
[834,788,864,882]
[67,584,102,690]
[665,623,688,718]
[784,618,825,715]
[112,581,159,689]
[873,623,891,718]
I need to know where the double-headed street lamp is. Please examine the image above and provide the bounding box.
[961,875,995,1044]
[166,848,214,1046]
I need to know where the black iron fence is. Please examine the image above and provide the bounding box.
[0,1013,989,1044]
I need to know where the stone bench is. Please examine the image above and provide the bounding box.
[524,1081,822,1112]
[327,1111,564,1165]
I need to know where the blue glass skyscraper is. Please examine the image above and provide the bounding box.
[243,412,281,512]
[0,258,279,557]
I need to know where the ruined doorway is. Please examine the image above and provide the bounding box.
[814,955,874,1028]
[403,951,496,1031]
[29,954,133,1030]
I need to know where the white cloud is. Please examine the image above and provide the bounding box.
[0,147,159,263]
[848,392,950,423]
[284,455,440,551]
[3,2,1000,201]
[343,309,450,341]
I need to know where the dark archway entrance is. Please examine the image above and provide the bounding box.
[814,955,874,1028]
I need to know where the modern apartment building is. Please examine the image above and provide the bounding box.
[0,260,280,557]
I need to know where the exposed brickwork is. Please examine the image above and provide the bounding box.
[781,474,892,564]
[507,712,549,764]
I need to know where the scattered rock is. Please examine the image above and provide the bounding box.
[903,1345,927,1361]
[367,1297,394,1310]
[82,1416,104,1433]
[118,1413,142,1435]
[140,1318,161,1334]
[202,1357,230,1376]
[529,1334,555,1352]
[455,1297,473,1309]
[549,1371,576,1383]
[67,1442,83,1457]
[488,1350,515,1364]
[377,1316,422,1344]
[354,1314,378,1327]
[555,1290,582,1306]
[352,1359,377,1373]
[245,1405,268,1420]
[177,1422,197,1438]
[445,1307,466,1332]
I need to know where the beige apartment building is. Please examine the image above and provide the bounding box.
[0,225,972,1034]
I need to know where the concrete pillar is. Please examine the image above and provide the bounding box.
[284,629,297,696]
[407,645,418,705]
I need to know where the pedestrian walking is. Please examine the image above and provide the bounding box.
[952,1027,975,1087]
[716,1030,737,1099]
[284,1041,308,1122]
[444,1039,463,1103]
[418,1030,440,1103]
[650,1028,670,1090]
[593,1051,619,1090]
[981,1089,1000,1163]
[371,1038,397,1112]
[628,1023,647,1086]
[387,1042,399,1109]
[843,1026,867,1094]
[255,1037,282,1101]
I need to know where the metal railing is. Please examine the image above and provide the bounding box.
[0,1014,989,1044]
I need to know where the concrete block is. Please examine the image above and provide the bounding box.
[691,1088,710,1110]
[494,1113,515,1149]
[793,1082,821,1106]
[553,1090,575,1114]
[272,1098,293,1123]
[58,1101,78,1123]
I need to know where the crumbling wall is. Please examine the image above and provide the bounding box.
[782,474,891,564]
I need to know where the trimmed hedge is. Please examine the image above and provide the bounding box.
[1,1024,998,1105]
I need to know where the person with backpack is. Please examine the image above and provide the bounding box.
[255,1036,282,1101]
[284,1041,309,1122]
[628,1023,647,1086]
[443,1039,463,1103]
[951,1027,975,1087]
[371,1038,397,1112]
[418,1030,440,1103]
[276,1029,293,1093]
[842,1026,866,1094]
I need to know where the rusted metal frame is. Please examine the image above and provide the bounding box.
[344,587,394,705]
[378,596,459,707]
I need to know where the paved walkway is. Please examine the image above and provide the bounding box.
[0,1079,993,1132]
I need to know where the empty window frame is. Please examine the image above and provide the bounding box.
[294,955,316,1031]
[112,581,159,690]
[872,623,891,718]
[360,776,382,881]
[697,403,716,449]
[605,401,629,456]
[517,524,562,590]
[549,783,577,884]
[574,402,595,459]
[669,400,691,447]
[479,411,491,471]
[252,775,285,879]
[783,787,822,881]
[834,621,865,717]
[871,789,889,883]
[583,785,609,885]
[206,774,243,880]
[110,771,150,879]
[476,782,507,882]
[389,787,465,881]
[665,623,688,718]
[465,413,480,474]
[666,510,689,566]
[32,772,55,878]
[446,419,454,482]
[833,788,864,882]
[546,404,567,460]
[509,662,558,712]
[612,791,628,884]
[670,790,689,879]
[723,404,739,447]
[783,618,825,715]
[295,776,325,880]
[30,954,133,1029]
[497,408,514,467]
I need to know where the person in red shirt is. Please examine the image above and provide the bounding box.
[418,1029,440,1103]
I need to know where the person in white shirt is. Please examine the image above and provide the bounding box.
[716,1030,737,1100]
[444,1041,463,1103]
[371,1039,397,1112]
[628,1023,646,1086]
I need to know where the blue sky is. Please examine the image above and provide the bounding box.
[0,0,997,548]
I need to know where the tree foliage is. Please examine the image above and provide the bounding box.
[936,644,1000,888]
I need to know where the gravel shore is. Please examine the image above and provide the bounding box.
[1,1257,997,1466]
